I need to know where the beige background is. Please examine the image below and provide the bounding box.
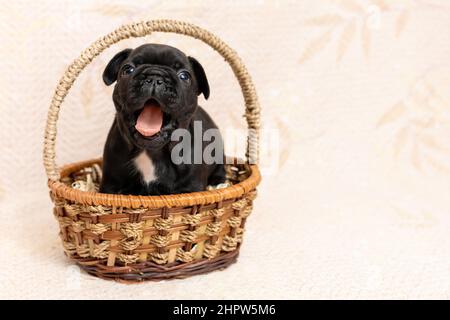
[1,0,450,299]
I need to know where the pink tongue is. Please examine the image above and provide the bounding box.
[135,102,163,137]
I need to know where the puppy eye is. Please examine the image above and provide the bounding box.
[178,71,190,81]
[122,65,135,75]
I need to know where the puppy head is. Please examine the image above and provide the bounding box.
[103,44,210,149]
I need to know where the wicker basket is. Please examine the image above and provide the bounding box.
[43,20,261,282]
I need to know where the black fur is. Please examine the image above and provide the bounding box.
[99,44,226,195]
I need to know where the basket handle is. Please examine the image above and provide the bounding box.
[43,20,260,181]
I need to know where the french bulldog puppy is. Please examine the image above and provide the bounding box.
[99,44,226,195]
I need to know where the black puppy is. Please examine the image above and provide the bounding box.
[99,44,226,195]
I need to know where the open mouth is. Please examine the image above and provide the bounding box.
[133,98,171,138]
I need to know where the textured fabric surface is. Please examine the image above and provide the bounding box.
[1,0,450,299]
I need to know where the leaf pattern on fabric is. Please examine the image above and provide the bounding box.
[337,20,357,62]
[377,67,450,175]
[299,0,417,63]
[299,29,334,64]
[396,10,410,37]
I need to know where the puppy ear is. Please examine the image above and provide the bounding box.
[188,56,210,99]
[102,48,132,86]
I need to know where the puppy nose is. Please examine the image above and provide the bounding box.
[144,76,164,86]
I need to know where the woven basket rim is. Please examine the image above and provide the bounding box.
[49,157,261,209]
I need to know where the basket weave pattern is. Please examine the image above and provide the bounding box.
[50,160,259,281]
[44,20,261,282]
